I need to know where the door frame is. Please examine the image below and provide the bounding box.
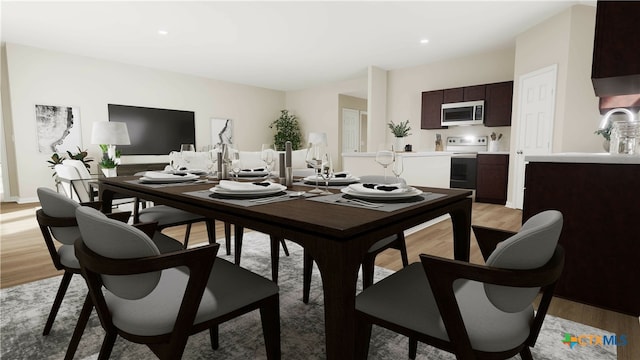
[510,64,557,209]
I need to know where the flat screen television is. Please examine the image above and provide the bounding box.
[107,104,195,155]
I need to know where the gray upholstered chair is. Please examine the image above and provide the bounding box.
[72,206,280,359]
[302,175,409,303]
[355,210,565,360]
[35,187,183,339]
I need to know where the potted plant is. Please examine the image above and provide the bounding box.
[594,123,612,152]
[270,109,303,151]
[98,156,118,177]
[388,120,412,151]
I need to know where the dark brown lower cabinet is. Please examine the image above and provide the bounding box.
[475,154,508,204]
[523,161,639,316]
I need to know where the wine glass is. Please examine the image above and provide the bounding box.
[375,145,395,182]
[319,152,334,195]
[305,142,326,194]
[206,145,219,176]
[261,144,276,180]
[392,153,404,182]
[180,143,195,169]
[169,151,181,172]
[229,153,242,181]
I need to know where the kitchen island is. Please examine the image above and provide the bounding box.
[342,151,451,188]
[523,153,640,316]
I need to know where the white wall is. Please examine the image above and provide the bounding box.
[386,47,516,152]
[2,43,285,202]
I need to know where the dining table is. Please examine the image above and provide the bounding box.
[98,175,473,359]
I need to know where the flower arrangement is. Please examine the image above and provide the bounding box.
[388,120,412,138]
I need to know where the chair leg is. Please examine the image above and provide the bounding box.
[409,337,418,359]
[64,294,93,360]
[260,296,281,360]
[280,238,290,256]
[209,325,219,350]
[362,255,376,289]
[234,225,244,265]
[183,223,192,248]
[224,222,231,255]
[205,219,216,246]
[302,250,314,304]
[43,271,74,335]
[520,346,533,360]
[97,330,117,360]
[269,235,280,283]
[397,232,409,267]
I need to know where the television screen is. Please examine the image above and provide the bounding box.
[107,104,195,155]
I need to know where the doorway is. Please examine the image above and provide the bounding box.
[512,64,557,209]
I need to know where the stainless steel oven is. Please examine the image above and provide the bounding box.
[446,136,488,189]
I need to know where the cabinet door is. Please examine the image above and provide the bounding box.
[591,1,640,96]
[484,81,513,127]
[463,85,486,101]
[443,88,463,103]
[475,154,508,204]
[421,90,446,129]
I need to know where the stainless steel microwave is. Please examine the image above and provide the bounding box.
[441,100,484,126]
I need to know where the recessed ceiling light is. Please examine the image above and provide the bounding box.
[420,38,429,44]
[158,29,169,36]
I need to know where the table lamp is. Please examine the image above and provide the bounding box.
[91,121,131,161]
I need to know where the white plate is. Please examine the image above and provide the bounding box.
[186,169,208,175]
[237,171,269,177]
[303,175,360,185]
[209,184,286,198]
[139,173,199,183]
[340,187,423,200]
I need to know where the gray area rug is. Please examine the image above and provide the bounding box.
[1,232,617,359]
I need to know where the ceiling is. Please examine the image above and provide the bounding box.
[1,1,594,93]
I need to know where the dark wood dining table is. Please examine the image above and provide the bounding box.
[98,176,473,359]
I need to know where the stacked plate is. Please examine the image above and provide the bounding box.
[341,183,422,200]
[139,172,199,184]
[303,173,359,186]
[210,180,286,198]
[237,168,269,177]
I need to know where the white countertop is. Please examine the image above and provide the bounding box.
[526,153,640,164]
[342,151,451,158]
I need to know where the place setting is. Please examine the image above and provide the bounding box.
[180,179,304,206]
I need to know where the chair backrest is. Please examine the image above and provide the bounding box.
[37,187,81,245]
[75,206,161,300]
[483,210,563,312]
[55,160,93,202]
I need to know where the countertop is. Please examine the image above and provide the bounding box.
[342,151,451,158]
[525,153,640,164]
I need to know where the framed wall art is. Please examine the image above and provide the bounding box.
[211,118,232,146]
[35,104,82,154]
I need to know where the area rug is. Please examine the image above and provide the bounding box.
[1,232,617,360]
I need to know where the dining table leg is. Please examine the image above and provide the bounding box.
[449,197,472,262]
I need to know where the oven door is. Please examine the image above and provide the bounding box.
[450,155,477,189]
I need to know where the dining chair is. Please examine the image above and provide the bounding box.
[355,210,565,360]
[302,175,409,303]
[72,206,280,360]
[35,187,184,337]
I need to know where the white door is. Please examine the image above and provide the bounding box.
[513,64,557,209]
[342,108,360,153]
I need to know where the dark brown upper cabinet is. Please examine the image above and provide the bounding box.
[484,81,513,127]
[421,90,446,129]
[591,1,640,97]
[443,88,463,103]
[463,85,486,101]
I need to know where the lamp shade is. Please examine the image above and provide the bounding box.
[91,122,131,145]
[308,132,327,145]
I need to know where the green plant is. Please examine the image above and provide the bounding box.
[270,109,303,150]
[388,120,412,137]
[98,156,117,169]
[47,147,93,176]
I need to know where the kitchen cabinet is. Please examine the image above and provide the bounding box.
[443,88,463,103]
[484,81,513,127]
[523,160,640,316]
[475,154,508,204]
[463,85,486,101]
[591,1,640,97]
[421,90,446,130]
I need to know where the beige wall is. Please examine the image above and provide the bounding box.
[386,47,516,152]
[2,43,285,202]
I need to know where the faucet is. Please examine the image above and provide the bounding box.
[599,107,637,130]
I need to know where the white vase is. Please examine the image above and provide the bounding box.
[488,140,499,152]
[394,137,405,152]
[101,167,117,177]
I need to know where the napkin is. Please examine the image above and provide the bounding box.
[348,183,408,194]
[143,171,189,179]
[217,180,281,192]
[241,167,265,172]
[333,171,352,178]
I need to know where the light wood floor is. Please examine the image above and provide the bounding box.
[1,201,637,359]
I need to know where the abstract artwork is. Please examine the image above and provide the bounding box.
[35,105,82,154]
[211,118,232,146]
